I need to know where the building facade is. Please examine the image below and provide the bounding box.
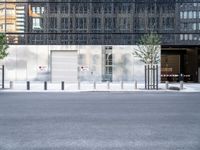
[0,0,200,82]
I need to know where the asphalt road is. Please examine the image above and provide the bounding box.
[0,92,200,150]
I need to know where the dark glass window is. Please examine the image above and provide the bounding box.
[61,5,68,14]
[49,5,57,13]
[91,18,101,31]
[104,3,112,14]
[75,18,87,30]
[92,3,102,14]
[61,18,68,30]
[49,17,57,30]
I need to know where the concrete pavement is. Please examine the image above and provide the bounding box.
[0,81,200,92]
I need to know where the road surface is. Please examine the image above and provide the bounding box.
[0,92,200,150]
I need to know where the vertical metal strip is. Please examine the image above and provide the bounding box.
[147,65,149,90]
[156,65,159,90]
[61,81,64,90]
[44,81,47,90]
[145,65,147,89]
[27,81,30,90]
[2,65,4,89]
[153,65,155,89]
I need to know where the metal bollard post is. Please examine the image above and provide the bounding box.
[134,80,137,89]
[93,81,96,90]
[44,81,47,90]
[78,81,80,90]
[180,81,184,90]
[2,65,4,89]
[61,81,64,90]
[165,81,169,89]
[107,81,110,89]
[10,81,13,89]
[27,81,30,90]
[121,81,124,90]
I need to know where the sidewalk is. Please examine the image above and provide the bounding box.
[1,81,200,92]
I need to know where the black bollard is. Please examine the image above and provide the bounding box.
[27,81,30,90]
[121,81,124,90]
[93,81,96,90]
[107,81,110,89]
[44,81,47,90]
[134,80,137,89]
[2,65,4,89]
[61,81,65,90]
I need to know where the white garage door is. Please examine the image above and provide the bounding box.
[51,51,78,82]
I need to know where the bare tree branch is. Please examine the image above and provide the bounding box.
[132,33,161,65]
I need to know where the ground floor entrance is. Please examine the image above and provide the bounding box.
[161,46,200,83]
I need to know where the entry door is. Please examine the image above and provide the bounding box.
[51,51,78,82]
[161,55,180,74]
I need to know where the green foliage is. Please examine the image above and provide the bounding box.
[0,33,9,60]
[132,33,161,64]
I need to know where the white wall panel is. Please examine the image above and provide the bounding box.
[51,51,78,82]
[3,45,161,82]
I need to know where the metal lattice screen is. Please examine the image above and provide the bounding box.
[1,1,200,45]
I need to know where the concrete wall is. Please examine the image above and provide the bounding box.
[3,45,49,81]
[2,45,161,83]
[78,45,102,81]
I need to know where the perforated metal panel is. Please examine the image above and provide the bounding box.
[51,51,78,82]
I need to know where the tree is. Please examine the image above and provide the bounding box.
[132,33,161,65]
[0,33,9,60]
[132,33,161,89]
